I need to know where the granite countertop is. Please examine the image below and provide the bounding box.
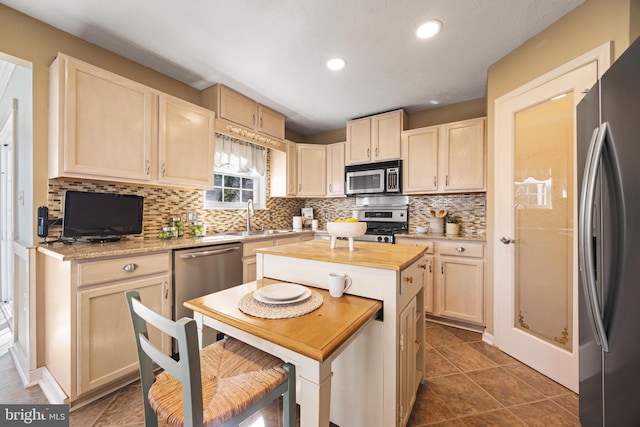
[37,229,316,261]
[255,239,427,271]
[398,233,486,242]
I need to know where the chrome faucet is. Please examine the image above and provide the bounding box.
[246,199,255,232]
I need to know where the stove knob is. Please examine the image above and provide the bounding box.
[377,236,383,242]
[384,236,390,243]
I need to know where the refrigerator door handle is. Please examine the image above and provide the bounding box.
[579,122,610,352]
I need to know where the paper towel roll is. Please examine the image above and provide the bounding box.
[293,216,303,229]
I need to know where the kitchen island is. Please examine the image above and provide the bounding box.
[253,239,427,427]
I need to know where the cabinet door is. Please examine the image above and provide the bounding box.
[346,117,371,164]
[440,118,486,192]
[158,94,215,188]
[56,55,153,181]
[372,110,403,161]
[437,256,484,324]
[402,127,439,193]
[243,257,257,283]
[258,104,285,139]
[399,297,417,426]
[77,275,171,395]
[270,140,298,197]
[218,85,257,129]
[423,255,435,314]
[326,142,346,197]
[286,140,298,196]
[297,144,326,196]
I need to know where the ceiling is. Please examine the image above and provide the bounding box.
[3,0,584,135]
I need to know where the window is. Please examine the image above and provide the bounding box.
[204,134,266,209]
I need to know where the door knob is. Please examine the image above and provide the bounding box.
[500,236,515,244]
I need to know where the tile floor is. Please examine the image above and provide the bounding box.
[1,319,580,426]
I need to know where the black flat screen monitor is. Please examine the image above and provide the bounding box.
[62,191,144,242]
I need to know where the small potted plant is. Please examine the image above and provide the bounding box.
[445,215,460,236]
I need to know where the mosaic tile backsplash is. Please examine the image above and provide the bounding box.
[46,154,485,240]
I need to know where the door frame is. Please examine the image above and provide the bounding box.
[493,42,611,391]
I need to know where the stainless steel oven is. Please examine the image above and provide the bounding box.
[352,195,408,243]
[345,160,402,196]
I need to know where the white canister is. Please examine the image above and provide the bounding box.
[430,217,445,234]
[312,219,319,230]
[293,216,303,229]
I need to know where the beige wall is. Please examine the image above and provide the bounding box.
[0,4,202,245]
[408,98,486,129]
[484,0,635,336]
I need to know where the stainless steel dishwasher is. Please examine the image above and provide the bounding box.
[173,243,243,321]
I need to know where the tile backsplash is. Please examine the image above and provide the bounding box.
[46,152,485,240]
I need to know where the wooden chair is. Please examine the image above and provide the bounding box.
[125,290,296,427]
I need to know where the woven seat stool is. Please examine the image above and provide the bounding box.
[125,290,296,427]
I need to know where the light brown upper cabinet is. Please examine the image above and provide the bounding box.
[402,126,439,193]
[346,109,407,164]
[441,118,486,192]
[326,142,346,197]
[158,94,215,188]
[201,84,285,142]
[402,117,486,194]
[270,140,298,197]
[49,54,215,189]
[297,143,326,197]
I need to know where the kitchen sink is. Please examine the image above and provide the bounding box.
[222,229,294,237]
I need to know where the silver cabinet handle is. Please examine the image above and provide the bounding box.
[500,236,514,244]
[428,260,432,273]
[161,163,166,177]
[123,263,138,272]
[145,160,150,175]
[433,176,437,187]
[579,123,610,352]
[455,247,465,253]
[179,247,240,259]
[163,281,168,299]
[367,148,370,158]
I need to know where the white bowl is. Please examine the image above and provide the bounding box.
[415,226,428,234]
[326,221,367,238]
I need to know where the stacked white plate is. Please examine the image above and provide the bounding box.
[253,283,311,305]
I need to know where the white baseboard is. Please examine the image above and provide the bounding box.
[38,367,67,404]
[8,344,32,387]
[482,331,494,345]
[8,344,67,405]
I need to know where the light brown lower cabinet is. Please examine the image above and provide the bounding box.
[40,250,171,406]
[242,234,310,282]
[396,237,485,326]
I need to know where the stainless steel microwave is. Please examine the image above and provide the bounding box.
[345,160,402,196]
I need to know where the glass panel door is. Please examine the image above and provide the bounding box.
[513,93,574,350]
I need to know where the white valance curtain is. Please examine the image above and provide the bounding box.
[214,134,266,176]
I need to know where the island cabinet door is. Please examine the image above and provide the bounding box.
[399,296,417,426]
[76,275,171,396]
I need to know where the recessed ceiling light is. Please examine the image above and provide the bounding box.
[429,100,440,105]
[327,57,346,71]
[416,20,442,39]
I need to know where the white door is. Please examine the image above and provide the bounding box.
[0,100,15,322]
[494,59,602,392]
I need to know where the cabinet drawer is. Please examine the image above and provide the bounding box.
[436,241,484,258]
[243,239,275,256]
[395,238,434,254]
[275,236,301,246]
[77,252,170,287]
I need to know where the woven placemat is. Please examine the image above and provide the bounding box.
[238,290,323,319]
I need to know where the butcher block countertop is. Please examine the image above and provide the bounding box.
[256,239,427,271]
[184,278,383,361]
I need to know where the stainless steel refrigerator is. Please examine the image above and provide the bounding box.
[577,36,640,426]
